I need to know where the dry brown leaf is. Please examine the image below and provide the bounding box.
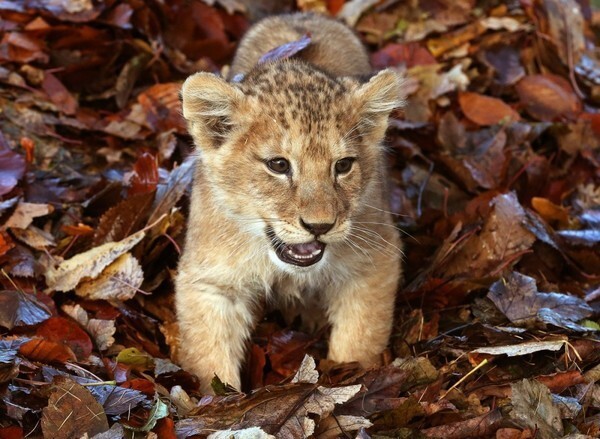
[510,379,563,439]
[471,339,566,357]
[11,225,56,250]
[45,230,145,292]
[18,338,77,363]
[441,193,536,278]
[291,355,319,384]
[458,92,520,126]
[427,21,485,57]
[516,74,581,121]
[531,197,570,228]
[61,304,116,351]
[76,252,143,301]
[42,376,108,439]
[422,409,502,438]
[337,0,379,26]
[3,202,53,229]
[541,0,585,64]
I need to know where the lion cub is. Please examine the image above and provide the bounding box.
[176,13,404,392]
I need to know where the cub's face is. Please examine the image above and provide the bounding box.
[182,61,403,269]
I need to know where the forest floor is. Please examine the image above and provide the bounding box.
[0,0,600,438]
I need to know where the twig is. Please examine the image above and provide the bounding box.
[440,358,489,399]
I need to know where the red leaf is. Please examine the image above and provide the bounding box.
[19,338,77,363]
[0,426,23,439]
[581,112,600,137]
[327,0,345,15]
[19,137,34,163]
[42,71,78,116]
[129,152,159,196]
[516,74,581,121]
[154,417,177,439]
[0,232,16,258]
[61,223,95,236]
[248,343,266,390]
[122,378,155,395]
[266,330,317,381]
[458,92,520,126]
[371,43,436,70]
[36,316,93,360]
[137,83,186,133]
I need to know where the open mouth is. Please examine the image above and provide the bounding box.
[267,228,326,267]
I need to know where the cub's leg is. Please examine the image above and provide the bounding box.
[175,280,256,393]
[326,263,400,367]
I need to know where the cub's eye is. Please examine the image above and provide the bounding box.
[266,158,290,174]
[335,158,355,175]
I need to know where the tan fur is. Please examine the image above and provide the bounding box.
[176,13,404,393]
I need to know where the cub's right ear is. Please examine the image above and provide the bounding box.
[181,72,244,149]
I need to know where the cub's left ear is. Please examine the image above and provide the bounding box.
[354,69,405,139]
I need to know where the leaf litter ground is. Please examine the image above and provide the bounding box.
[0,0,600,438]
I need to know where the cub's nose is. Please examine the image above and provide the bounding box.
[300,219,334,236]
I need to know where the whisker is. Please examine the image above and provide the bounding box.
[352,221,418,242]
[350,225,405,256]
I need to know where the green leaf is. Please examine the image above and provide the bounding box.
[116,347,154,370]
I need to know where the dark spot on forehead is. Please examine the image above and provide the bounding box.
[239,59,348,132]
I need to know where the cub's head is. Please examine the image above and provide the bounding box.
[182,60,403,270]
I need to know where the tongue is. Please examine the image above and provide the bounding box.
[288,241,323,256]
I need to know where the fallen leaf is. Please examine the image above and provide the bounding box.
[458,92,520,126]
[426,21,486,57]
[0,131,26,196]
[116,347,154,370]
[75,252,144,301]
[124,397,168,432]
[200,0,246,15]
[516,74,581,121]
[10,226,56,250]
[509,379,563,439]
[488,272,593,327]
[421,409,502,438]
[258,33,312,65]
[540,0,585,65]
[531,197,570,228]
[0,426,23,439]
[208,427,274,439]
[62,303,116,350]
[129,152,159,196]
[483,45,525,86]
[42,71,78,116]
[337,0,380,26]
[42,376,109,439]
[148,156,195,225]
[471,338,567,357]
[0,338,30,364]
[45,230,145,292]
[371,43,436,70]
[93,192,153,246]
[36,316,92,361]
[19,338,76,363]
[42,366,149,416]
[0,232,15,258]
[442,193,536,278]
[3,202,53,229]
[291,354,319,384]
[0,290,52,329]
